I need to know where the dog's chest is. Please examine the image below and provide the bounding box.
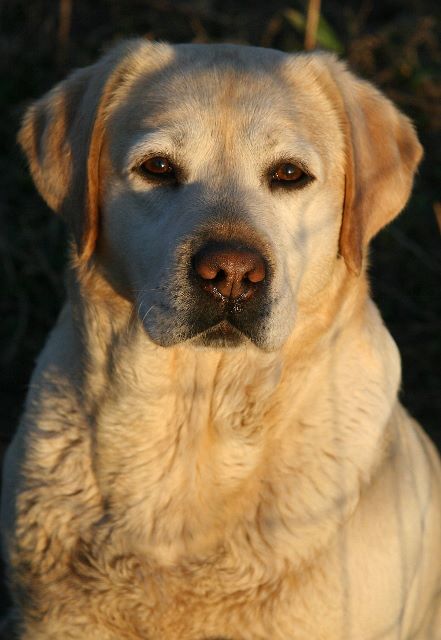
[67,539,343,640]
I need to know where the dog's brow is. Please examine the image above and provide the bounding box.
[125,126,323,178]
[126,130,185,164]
[264,138,324,180]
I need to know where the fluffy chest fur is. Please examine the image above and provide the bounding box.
[6,298,408,640]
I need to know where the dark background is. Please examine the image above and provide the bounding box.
[0,0,440,614]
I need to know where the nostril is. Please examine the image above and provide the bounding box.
[214,269,227,283]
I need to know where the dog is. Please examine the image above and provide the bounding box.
[1,40,440,639]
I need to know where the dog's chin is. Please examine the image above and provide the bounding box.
[190,320,248,349]
[141,315,248,349]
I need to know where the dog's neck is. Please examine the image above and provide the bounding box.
[58,263,401,569]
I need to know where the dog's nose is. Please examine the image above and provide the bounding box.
[193,242,266,300]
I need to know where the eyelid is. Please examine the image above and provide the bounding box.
[269,159,313,178]
[132,153,185,184]
[134,152,174,169]
[138,156,174,174]
[266,159,315,190]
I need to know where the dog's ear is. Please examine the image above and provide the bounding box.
[316,56,423,275]
[18,42,138,264]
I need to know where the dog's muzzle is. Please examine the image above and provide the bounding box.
[184,239,271,347]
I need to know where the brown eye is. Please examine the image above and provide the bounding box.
[139,156,175,178]
[273,162,304,183]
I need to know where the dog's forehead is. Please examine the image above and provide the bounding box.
[117,48,295,122]
[107,44,343,167]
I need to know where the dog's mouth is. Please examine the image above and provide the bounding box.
[190,319,247,348]
[184,283,274,348]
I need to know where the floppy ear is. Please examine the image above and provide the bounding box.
[18,42,136,265]
[318,56,423,275]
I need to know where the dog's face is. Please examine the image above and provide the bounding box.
[19,41,422,351]
[99,45,346,350]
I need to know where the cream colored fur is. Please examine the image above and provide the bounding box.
[1,40,440,640]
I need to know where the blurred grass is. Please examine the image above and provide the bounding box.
[1,0,440,455]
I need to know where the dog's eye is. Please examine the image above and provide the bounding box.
[270,162,311,189]
[274,163,303,181]
[138,156,175,179]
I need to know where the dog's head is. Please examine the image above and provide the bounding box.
[19,40,422,351]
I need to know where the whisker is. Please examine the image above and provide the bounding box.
[141,305,154,324]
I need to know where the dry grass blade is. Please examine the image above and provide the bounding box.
[305,0,321,50]
[57,0,72,68]
[434,202,441,235]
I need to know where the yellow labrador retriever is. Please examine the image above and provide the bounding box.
[2,40,441,640]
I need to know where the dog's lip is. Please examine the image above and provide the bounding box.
[188,318,250,348]
[213,319,237,334]
[199,319,239,335]
[191,319,244,341]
